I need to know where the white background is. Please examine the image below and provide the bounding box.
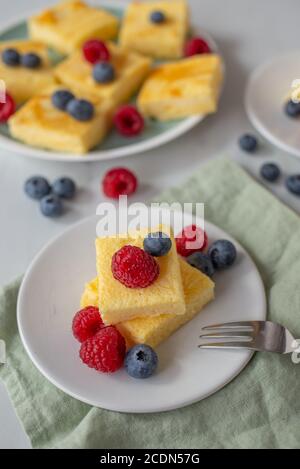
[0,0,300,449]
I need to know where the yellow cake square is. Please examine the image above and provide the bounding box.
[138,54,223,120]
[81,258,215,348]
[0,40,55,104]
[95,226,186,325]
[8,85,114,154]
[119,0,189,59]
[29,0,119,54]
[54,42,151,106]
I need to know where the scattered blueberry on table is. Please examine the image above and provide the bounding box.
[93,62,115,83]
[125,344,158,379]
[285,174,300,196]
[24,176,51,200]
[260,162,281,182]
[187,252,215,277]
[150,11,166,24]
[24,175,77,217]
[143,232,172,257]
[208,240,237,270]
[52,177,76,199]
[21,53,41,69]
[239,134,258,153]
[284,99,300,118]
[51,89,75,111]
[40,194,63,217]
[66,98,94,121]
[2,48,20,66]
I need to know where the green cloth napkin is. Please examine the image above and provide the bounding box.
[1,158,300,449]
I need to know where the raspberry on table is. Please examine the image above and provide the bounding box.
[112,245,160,288]
[79,326,126,373]
[113,105,144,137]
[185,37,211,57]
[82,39,110,64]
[0,92,16,122]
[72,306,104,343]
[102,167,138,198]
[175,224,208,257]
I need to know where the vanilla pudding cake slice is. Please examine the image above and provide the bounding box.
[55,43,151,107]
[95,226,186,325]
[81,258,215,348]
[29,0,119,54]
[138,54,223,120]
[0,40,55,104]
[9,85,114,154]
[119,0,189,59]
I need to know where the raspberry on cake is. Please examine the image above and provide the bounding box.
[95,226,186,325]
[54,42,151,108]
[8,85,115,154]
[138,54,223,120]
[119,0,189,59]
[81,257,215,348]
[28,0,119,54]
[0,40,55,104]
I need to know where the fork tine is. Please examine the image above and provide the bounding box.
[201,321,256,331]
[198,341,255,350]
[199,331,252,340]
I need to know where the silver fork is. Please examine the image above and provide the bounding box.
[198,321,298,354]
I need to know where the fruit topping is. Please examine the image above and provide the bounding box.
[112,245,160,288]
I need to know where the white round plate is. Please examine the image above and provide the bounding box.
[0,2,220,163]
[245,51,300,157]
[17,209,266,413]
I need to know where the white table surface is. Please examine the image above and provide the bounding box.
[1,0,300,449]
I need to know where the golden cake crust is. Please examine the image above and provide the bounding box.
[119,0,189,59]
[138,54,223,120]
[55,42,152,107]
[29,0,119,54]
[81,257,215,348]
[0,40,55,104]
[95,226,186,325]
[9,85,114,154]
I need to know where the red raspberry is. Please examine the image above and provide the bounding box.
[112,245,160,288]
[82,39,110,64]
[0,92,16,123]
[175,224,208,257]
[185,37,211,57]
[79,326,126,373]
[102,167,138,199]
[114,105,144,137]
[72,306,104,343]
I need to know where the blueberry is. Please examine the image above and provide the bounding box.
[93,62,115,83]
[286,174,300,196]
[260,163,281,182]
[208,239,237,270]
[24,176,51,200]
[40,194,63,217]
[150,10,166,23]
[125,344,158,379]
[21,53,41,69]
[238,134,258,153]
[143,232,172,257]
[66,98,94,121]
[52,177,76,199]
[51,90,75,111]
[187,252,215,277]
[2,48,20,66]
[285,99,300,118]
